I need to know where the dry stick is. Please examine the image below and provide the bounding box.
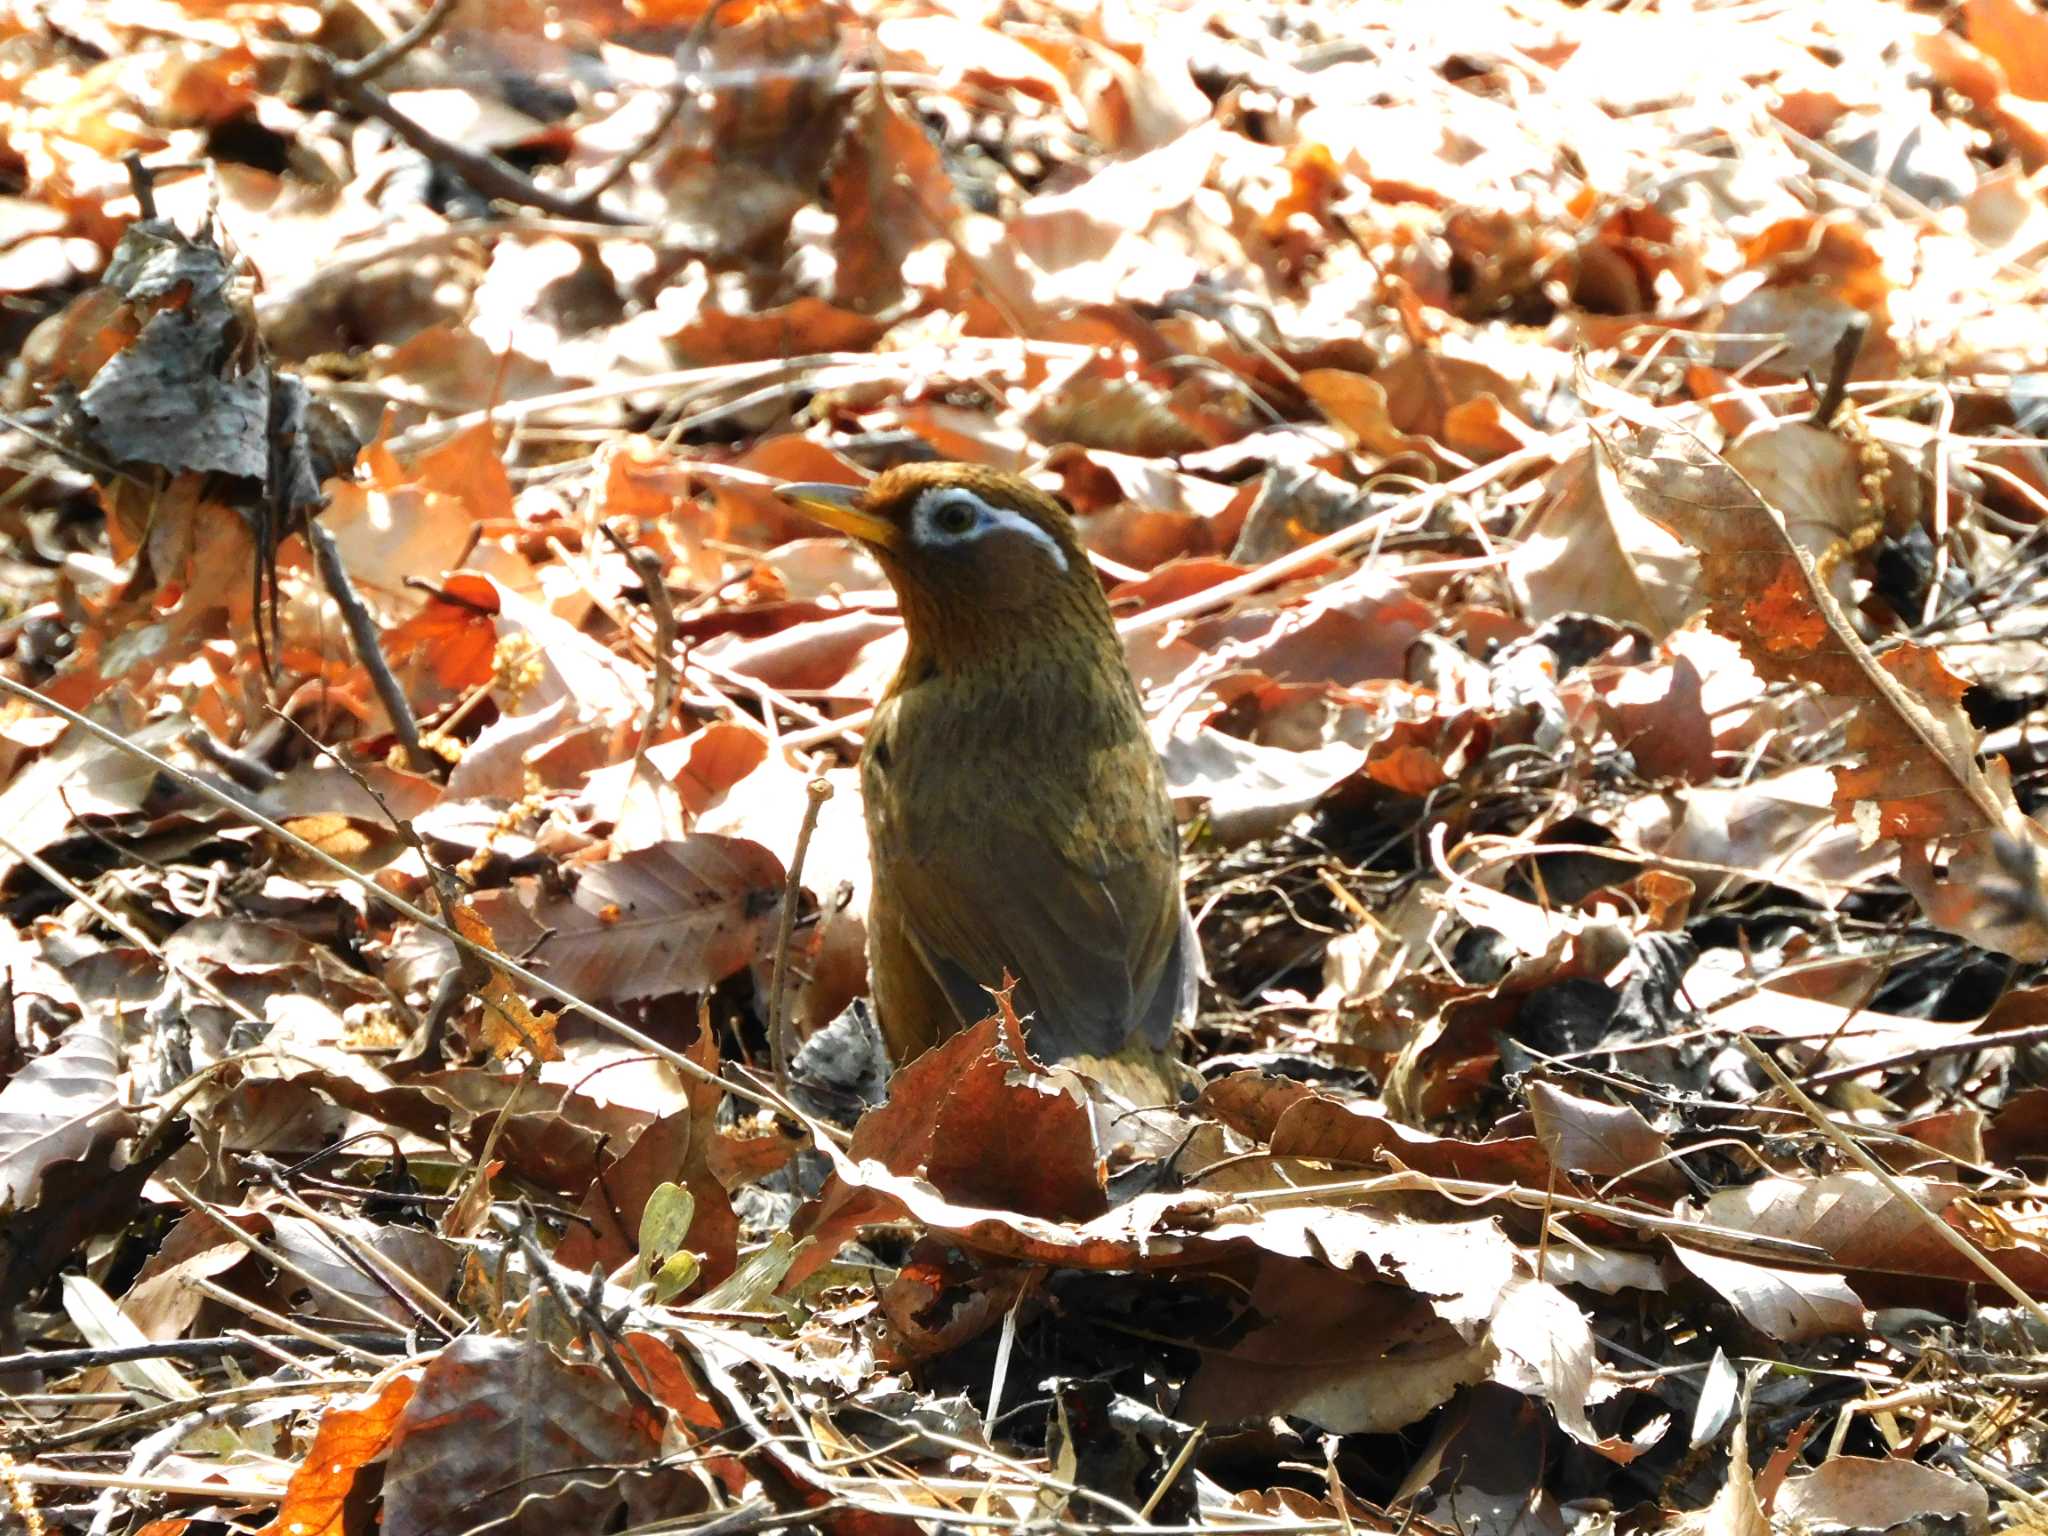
[600,523,679,759]
[1116,431,1574,638]
[256,1183,469,1334]
[339,0,458,85]
[767,777,834,1083]
[1217,1164,1831,1266]
[1802,1017,2048,1089]
[307,48,629,224]
[186,1278,389,1369]
[250,1203,448,1340]
[0,1337,401,1375]
[306,520,437,776]
[12,1379,368,1456]
[4,1465,285,1502]
[0,676,792,1126]
[382,342,1093,454]
[1137,1424,1206,1523]
[497,1211,659,1422]
[1807,312,1869,430]
[1735,1035,2048,1331]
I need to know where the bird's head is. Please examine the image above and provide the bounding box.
[777,464,1097,647]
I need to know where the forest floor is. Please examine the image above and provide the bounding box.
[7,0,2048,1532]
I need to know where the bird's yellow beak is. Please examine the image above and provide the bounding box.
[775,481,897,549]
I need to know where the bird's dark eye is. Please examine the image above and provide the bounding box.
[932,500,977,535]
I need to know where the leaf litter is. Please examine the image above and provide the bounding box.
[5,1,2048,1533]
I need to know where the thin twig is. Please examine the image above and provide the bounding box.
[187,1277,392,1368]
[577,0,737,202]
[1807,312,1868,429]
[307,50,629,224]
[306,519,438,776]
[1117,432,1575,638]
[600,522,679,759]
[497,1208,658,1422]
[243,1178,466,1336]
[1207,1162,1833,1265]
[1137,1424,1205,1523]
[767,777,833,1082]
[9,1378,369,1455]
[3,1465,285,1501]
[338,0,459,85]
[1802,1016,2048,1089]
[0,1336,406,1375]
[381,342,1093,453]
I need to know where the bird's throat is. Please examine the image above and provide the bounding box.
[890,578,1123,695]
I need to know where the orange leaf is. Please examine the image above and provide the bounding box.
[259,1375,417,1536]
[383,577,500,693]
[450,901,562,1063]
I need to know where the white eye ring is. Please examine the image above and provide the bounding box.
[911,486,1069,572]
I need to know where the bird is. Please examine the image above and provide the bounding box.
[776,463,1197,1102]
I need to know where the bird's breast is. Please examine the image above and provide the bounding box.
[863,667,1159,861]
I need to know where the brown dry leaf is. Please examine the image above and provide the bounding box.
[0,717,174,884]
[1595,414,2048,958]
[666,296,886,366]
[1375,347,1528,454]
[273,813,405,878]
[381,1334,664,1536]
[1776,1457,1989,1531]
[1524,1079,1681,1193]
[1510,440,1697,634]
[1179,1259,1487,1435]
[782,1011,1217,1290]
[1211,1077,1556,1188]
[1698,1172,2048,1291]
[260,1375,419,1536]
[269,1214,459,1330]
[380,572,502,695]
[1919,28,2048,167]
[705,435,867,549]
[1700,1399,1771,1536]
[0,1014,132,1211]
[1299,369,1433,461]
[571,0,845,252]
[1722,416,1918,609]
[326,422,510,611]
[557,1027,739,1290]
[829,87,966,316]
[1193,1176,1639,1456]
[1669,1246,1866,1343]
[875,16,1085,127]
[479,838,785,1004]
[1006,123,1223,304]
[1160,720,1366,844]
[1596,652,1717,782]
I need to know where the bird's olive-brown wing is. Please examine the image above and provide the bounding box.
[864,713,1188,1061]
